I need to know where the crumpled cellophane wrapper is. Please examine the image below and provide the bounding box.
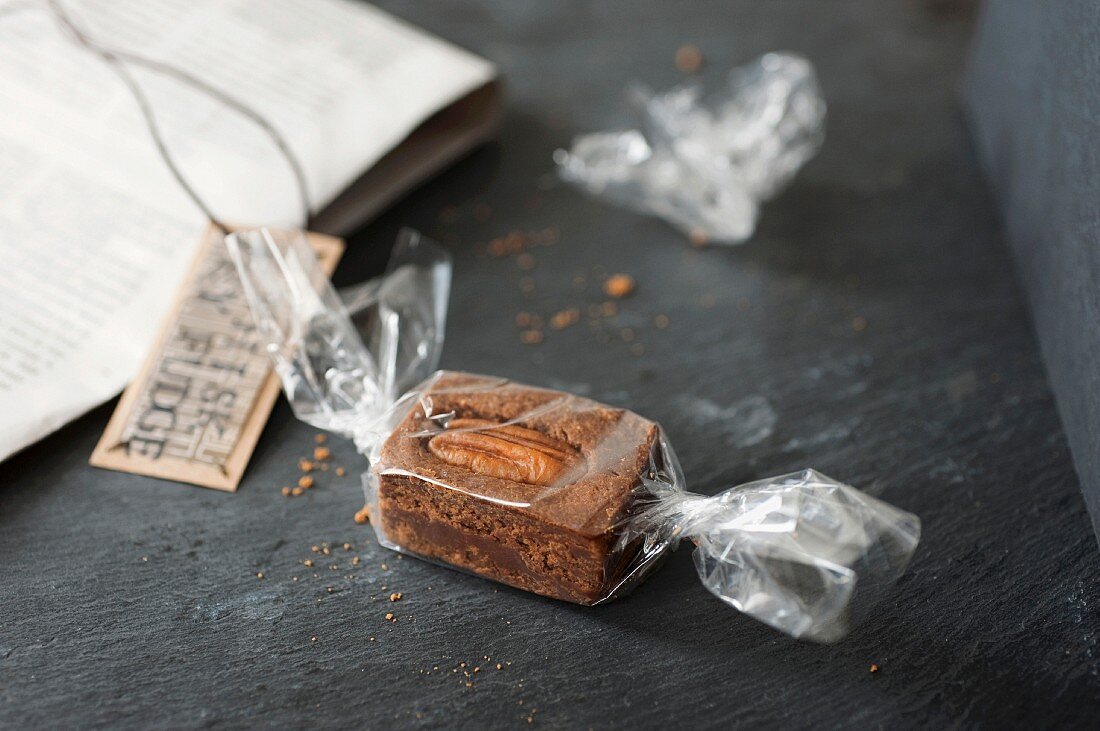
[555,52,826,244]
[228,228,920,642]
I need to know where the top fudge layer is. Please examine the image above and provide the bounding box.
[377,372,659,539]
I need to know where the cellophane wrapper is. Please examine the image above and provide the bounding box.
[555,52,826,244]
[228,228,920,643]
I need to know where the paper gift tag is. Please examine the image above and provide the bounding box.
[90,224,343,491]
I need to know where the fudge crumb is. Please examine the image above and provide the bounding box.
[520,329,543,345]
[298,475,314,489]
[675,44,704,73]
[549,308,580,330]
[314,446,331,461]
[689,227,709,247]
[298,458,313,472]
[314,434,327,444]
[603,274,635,298]
[439,204,459,223]
[389,592,403,602]
[870,664,880,673]
[280,486,291,497]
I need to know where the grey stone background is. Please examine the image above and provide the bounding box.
[2,1,1099,728]
[964,0,1100,548]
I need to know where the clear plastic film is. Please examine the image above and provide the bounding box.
[554,52,826,244]
[228,229,920,642]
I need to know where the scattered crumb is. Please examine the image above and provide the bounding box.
[515,312,542,328]
[439,204,459,223]
[675,43,704,73]
[335,467,346,477]
[256,572,264,579]
[621,328,635,342]
[630,343,645,356]
[381,563,388,570]
[314,434,327,444]
[516,253,536,270]
[291,486,304,496]
[385,612,396,622]
[303,559,314,567]
[281,486,291,497]
[852,316,868,332]
[520,329,543,345]
[343,542,352,551]
[314,446,331,461]
[549,308,580,330]
[689,227,709,247]
[473,203,492,221]
[311,636,317,642]
[603,273,635,298]
[298,475,314,489]
[870,663,880,673]
[298,458,313,472]
[390,592,403,602]
[654,314,669,329]
[352,556,361,566]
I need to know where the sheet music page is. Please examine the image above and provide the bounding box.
[0,0,495,460]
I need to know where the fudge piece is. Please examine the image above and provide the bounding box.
[374,372,659,603]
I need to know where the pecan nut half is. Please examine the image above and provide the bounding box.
[427,418,581,486]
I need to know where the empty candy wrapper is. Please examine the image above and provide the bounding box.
[555,52,826,244]
[227,228,919,642]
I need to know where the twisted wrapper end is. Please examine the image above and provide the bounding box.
[225,227,452,454]
[630,467,920,642]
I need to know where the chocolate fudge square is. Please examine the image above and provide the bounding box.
[375,372,659,604]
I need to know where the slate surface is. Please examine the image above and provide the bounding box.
[2,1,1099,728]
[962,0,1100,548]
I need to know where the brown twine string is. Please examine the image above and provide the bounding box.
[39,0,313,233]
